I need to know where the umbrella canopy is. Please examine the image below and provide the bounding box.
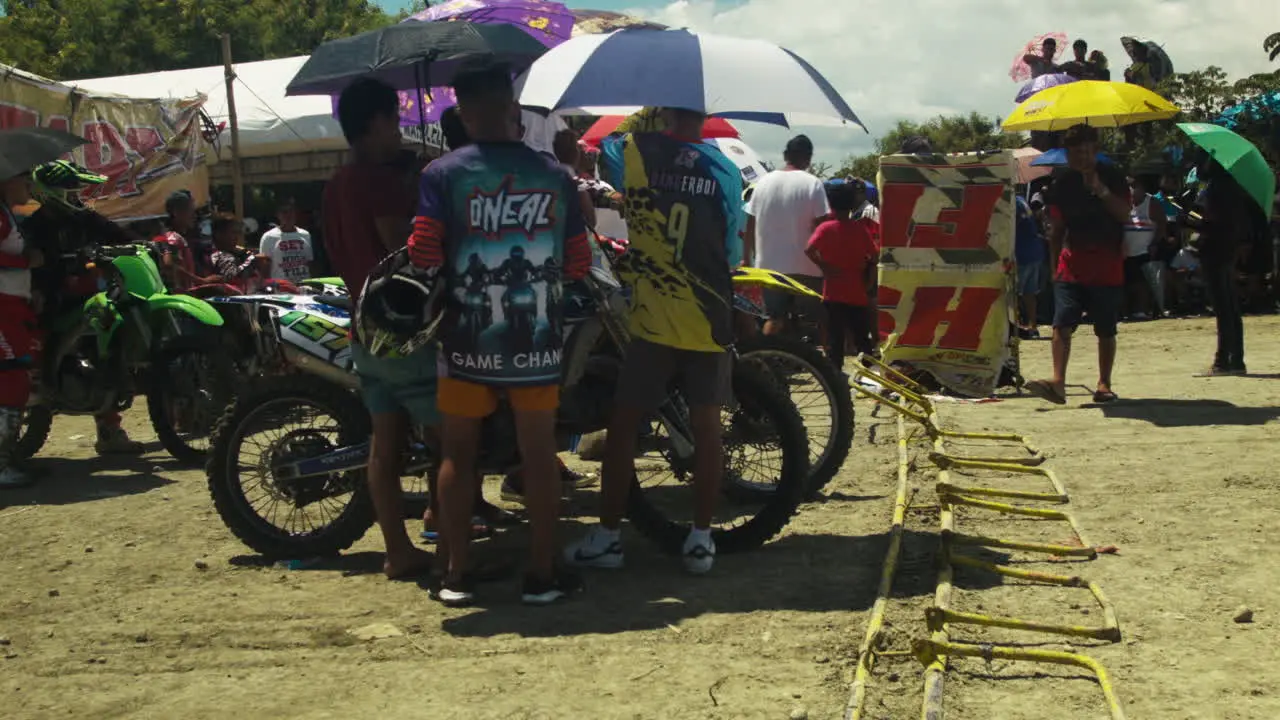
[1121,36,1173,82]
[286,21,549,96]
[1011,147,1051,184]
[581,113,739,147]
[1029,147,1113,167]
[1177,122,1276,216]
[1002,80,1179,132]
[705,137,771,186]
[1215,90,1280,129]
[1010,32,1068,82]
[518,28,865,130]
[569,8,666,36]
[1015,73,1076,103]
[0,128,88,179]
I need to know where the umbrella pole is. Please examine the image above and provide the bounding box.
[415,62,429,155]
[221,33,245,226]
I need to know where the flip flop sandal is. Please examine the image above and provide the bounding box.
[477,506,523,527]
[1025,380,1067,405]
[420,516,496,543]
[1092,390,1119,403]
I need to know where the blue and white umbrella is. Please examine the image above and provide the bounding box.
[517,28,866,131]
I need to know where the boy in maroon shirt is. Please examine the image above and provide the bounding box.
[805,178,879,372]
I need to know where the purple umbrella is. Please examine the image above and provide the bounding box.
[396,0,576,125]
[1015,73,1077,103]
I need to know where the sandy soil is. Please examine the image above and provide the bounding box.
[2,315,1278,720]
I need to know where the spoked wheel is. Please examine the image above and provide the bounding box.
[736,336,854,497]
[148,337,237,465]
[207,377,375,559]
[15,405,53,461]
[625,361,810,555]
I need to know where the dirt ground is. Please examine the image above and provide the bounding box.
[2,315,1279,720]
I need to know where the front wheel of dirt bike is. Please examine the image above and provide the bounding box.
[147,336,238,465]
[15,405,53,461]
[207,376,375,559]
[735,335,854,498]
[625,360,810,555]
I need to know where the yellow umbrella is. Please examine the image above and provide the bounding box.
[1001,80,1178,132]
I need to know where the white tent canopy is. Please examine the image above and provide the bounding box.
[70,56,346,160]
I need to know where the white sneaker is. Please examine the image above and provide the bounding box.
[682,531,715,575]
[0,465,35,489]
[563,526,624,569]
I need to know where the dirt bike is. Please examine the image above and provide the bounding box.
[729,267,855,498]
[18,244,234,465]
[206,247,810,560]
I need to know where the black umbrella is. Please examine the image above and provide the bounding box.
[0,127,88,179]
[286,21,549,96]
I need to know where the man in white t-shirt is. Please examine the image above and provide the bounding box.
[744,135,830,335]
[257,198,315,283]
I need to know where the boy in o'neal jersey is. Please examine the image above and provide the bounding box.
[564,107,744,575]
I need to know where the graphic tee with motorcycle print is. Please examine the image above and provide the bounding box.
[408,142,592,387]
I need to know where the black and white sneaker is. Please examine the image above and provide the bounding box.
[562,526,624,569]
[429,576,476,608]
[521,569,584,606]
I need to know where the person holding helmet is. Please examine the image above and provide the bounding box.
[0,167,42,487]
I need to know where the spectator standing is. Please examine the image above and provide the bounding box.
[1026,124,1131,405]
[567,106,743,575]
[746,134,830,336]
[322,77,434,581]
[1121,175,1167,320]
[1190,158,1259,375]
[1059,39,1093,80]
[1023,37,1059,79]
[154,190,203,291]
[1015,193,1047,338]
[1088,51,1111,81]
[258,199,315,283]
[209,214,266,293]
[805,179,879,371]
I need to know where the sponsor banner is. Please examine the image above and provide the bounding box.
[0,67,209,221]
[877,151,1017,397]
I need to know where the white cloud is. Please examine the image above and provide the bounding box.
[627,0,1279,167]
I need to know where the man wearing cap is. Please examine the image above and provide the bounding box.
[745,134,830,336]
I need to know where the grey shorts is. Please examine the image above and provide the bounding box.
[615,338,731,412]
[351,343,440,427]
[763,273,823,320]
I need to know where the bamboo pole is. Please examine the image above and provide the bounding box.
[221,33,244,225]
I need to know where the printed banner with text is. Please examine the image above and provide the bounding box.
[0,67,209,221]
[876,151,1016,397]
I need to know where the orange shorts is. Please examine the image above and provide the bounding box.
[436,376,559,418]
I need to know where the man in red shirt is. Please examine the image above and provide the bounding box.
[805,178,879,372]
[1027,124,1132,405]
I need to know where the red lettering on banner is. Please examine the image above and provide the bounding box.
[0,103,40,128]
[81,121,139,198]
[895,286,1000,352]
[877,285,903,340]
[881,183,1005,250]
[46,115,70,133]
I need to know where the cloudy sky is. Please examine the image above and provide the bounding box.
[382,0,1280,166]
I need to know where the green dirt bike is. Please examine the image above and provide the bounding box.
[19,244,235,465]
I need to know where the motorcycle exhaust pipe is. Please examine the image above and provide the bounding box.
[281,346,360,391]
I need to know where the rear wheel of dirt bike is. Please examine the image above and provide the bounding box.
[15,406,53,461]
[207,376,375,559]
[148,336,238,465]
[735,335,854,498]
[625,360,810,555]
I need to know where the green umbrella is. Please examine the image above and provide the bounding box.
[1176,122,1276,216]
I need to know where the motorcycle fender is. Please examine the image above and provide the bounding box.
[146,294,226,327]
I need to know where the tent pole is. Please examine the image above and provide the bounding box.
[221,33,245,226]
[415,62,429,154]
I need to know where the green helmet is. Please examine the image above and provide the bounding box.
[31,160,107,212]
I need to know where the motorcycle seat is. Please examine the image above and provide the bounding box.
[314,293,352,311]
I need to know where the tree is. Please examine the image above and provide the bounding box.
[1154,66,1280,163]
[808,161,832,179]
[832,111,1024,179]
[0,0,397,80]
[1266,32,1280,62]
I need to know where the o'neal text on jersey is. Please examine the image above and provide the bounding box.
[648,170,720,198]
[468,178,557,238]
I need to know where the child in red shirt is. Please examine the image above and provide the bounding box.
[805,179,880,371]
